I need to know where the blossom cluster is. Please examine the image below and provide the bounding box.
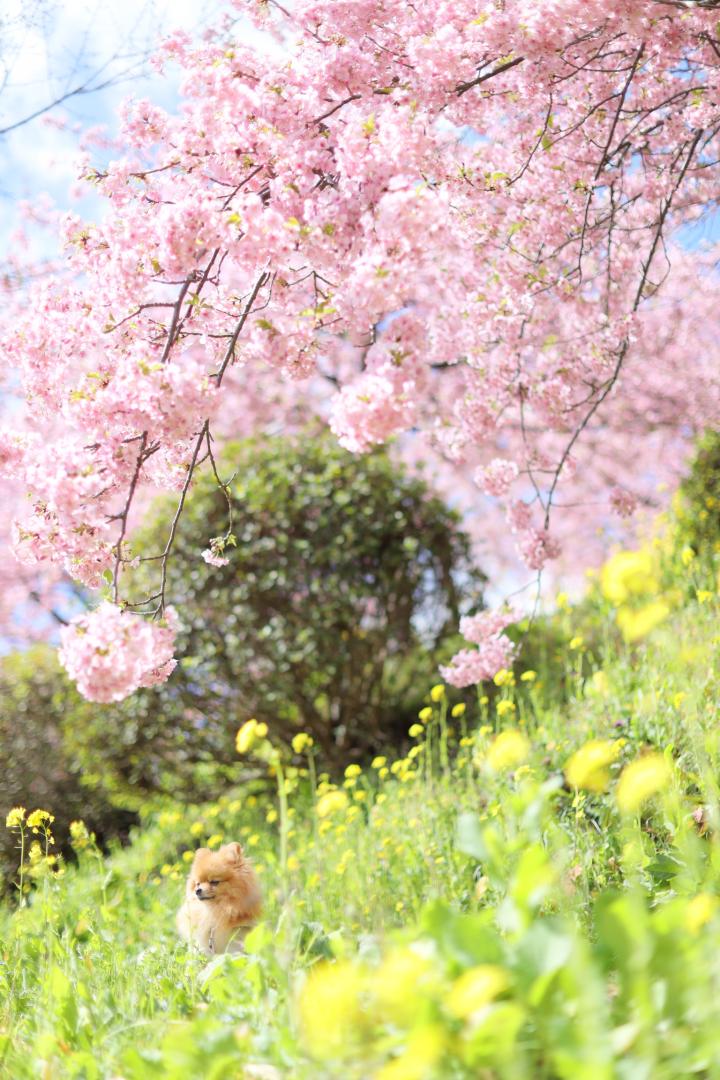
[58,602,179,702]
[441,608,517,689]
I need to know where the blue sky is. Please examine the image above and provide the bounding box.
[0,0,231,259]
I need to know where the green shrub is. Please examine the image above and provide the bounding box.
[67,434,484,801]
[0,648,136,890]
[677,429,720,561]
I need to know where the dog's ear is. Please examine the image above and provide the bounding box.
[222,841,244,863]
[192,846,210,862]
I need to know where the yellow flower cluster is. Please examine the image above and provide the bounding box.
[565,740,621,793]
[236,718,269,754]
[616,753,671,814]
[486,730,530,772]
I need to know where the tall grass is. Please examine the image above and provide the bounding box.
[2,581,720,1077]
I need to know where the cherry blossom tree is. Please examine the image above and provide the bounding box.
[4,0,720,698]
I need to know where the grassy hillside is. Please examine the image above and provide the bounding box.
[3,556,720,1078]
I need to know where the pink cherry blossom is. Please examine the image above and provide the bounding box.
[58,603,179,703]
[475,459,520,498]
[2,0,720,698]
[202,549,230,568]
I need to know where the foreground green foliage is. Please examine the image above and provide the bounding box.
[3,549,720,1077]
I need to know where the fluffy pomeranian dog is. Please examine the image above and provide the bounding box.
[177,842,262,955]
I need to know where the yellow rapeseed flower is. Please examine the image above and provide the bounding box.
[373,947,434,1024]
[344,764,362,778]
[372,756,387,769]
[418,707,433,722]
[316,791,349,818]
[298,961,365,1059]
[681,545,695,567]
[291,732,314,754]
[5,807,26,828]
[446,965,509,1018]
[487,730,530,772]
[520,670,537,682]
[496,699,516,717]
[375,1025,446,1080]
[616,753,671,814]
[616,601,670,644]
[27,809,54,830]
[451,702,466,717]
[686,893,719,934]
[569,635,584,650]
[493,668,515,688]
[565,740,621,793]
[430,683,445,702]
[601,548,658,605]
[408,723,423,738]
[236,718,263,754]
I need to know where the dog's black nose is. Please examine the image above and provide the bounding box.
[195,886,203,897]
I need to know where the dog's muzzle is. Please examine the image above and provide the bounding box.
[195,886,214,900]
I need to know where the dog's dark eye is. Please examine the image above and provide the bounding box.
[209,879,220,886]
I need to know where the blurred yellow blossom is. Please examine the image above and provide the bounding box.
[408,723,423,738]
[616,753,672,814]
[686,893,719,933]
[371,756,387,769]
[681,545,695,566]
[375,1025,446,1080]
[291,733,314,754]
[316,791,349,818]
[569,636,584,651]
[617,600,670,643]
[520,670,537,682]
[586,670,609,698]
[373,947,434,1024]
[345,764,362,778]
[493,668,515,688]
[601,548,658,605]
[446,965,509,1018]
[451,702,466,717]
[496,700,516,717]
[430,683,445,702]
[236,718,269,754]
[418,707,433,722]
[298,961,365,1058]
[487,730,530,772]
[565,740,621,793]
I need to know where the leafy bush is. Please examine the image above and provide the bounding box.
[0,649,136,890]
[67,434,483,801]
[677,429,720,560]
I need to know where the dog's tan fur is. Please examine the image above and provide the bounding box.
[176,842,262,955]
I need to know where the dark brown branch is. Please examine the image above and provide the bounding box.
[456,55,525,96]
